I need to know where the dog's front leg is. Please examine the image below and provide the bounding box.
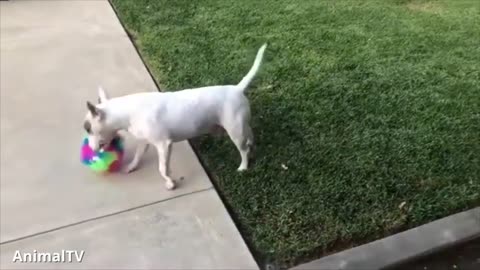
[122,142,149,173]
[154,140,176,190]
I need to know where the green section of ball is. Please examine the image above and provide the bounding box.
[88,152,118,172]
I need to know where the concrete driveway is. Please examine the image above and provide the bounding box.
[0,1,258,269]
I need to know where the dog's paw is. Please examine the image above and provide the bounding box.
[237,166,248,172]
[165,180,176,190]
[121,164,138,174]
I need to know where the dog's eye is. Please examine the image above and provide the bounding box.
[83,121,92,134]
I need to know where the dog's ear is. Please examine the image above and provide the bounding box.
[97,86,109,104]
[86,101,106,120]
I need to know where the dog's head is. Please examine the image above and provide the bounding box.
[83,87,117,151]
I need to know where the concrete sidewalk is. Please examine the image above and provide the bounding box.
[0,1,258,269]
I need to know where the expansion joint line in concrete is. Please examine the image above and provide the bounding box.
[0,187,213,245]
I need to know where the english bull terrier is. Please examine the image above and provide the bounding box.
[83,44,267,190]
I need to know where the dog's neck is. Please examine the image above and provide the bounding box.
[101,104,132,132]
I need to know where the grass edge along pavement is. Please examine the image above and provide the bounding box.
[110,0,480,268]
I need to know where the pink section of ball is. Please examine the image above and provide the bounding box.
[81,143,95,160]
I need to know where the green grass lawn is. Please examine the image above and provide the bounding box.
[111,0,480,267]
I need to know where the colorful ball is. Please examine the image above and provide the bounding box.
[81,136,124,173]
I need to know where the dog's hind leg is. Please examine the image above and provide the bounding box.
[154,140,176,190]
[225,122,253,172]
[245,124,255,159]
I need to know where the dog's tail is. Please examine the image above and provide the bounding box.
[236,43,267,92]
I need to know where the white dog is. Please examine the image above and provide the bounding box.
[83,44,267,190]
